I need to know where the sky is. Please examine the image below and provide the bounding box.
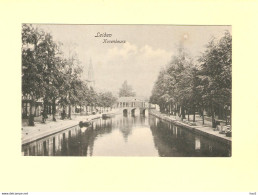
[37,24,231,99]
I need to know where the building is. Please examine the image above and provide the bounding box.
[116,97,148,108]
[115,97,149,116]
[22,95,43,118]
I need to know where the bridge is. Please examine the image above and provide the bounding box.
[115,97,149,116]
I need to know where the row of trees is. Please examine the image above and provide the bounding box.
[150,31,232,126]
[22,24,116,125]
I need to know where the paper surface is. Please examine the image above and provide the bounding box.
[0,0,258,192]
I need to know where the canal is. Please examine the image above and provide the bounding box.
[22,114,231,157]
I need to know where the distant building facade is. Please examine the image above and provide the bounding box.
[22,95,43,118]
[116,97,149,108]
[115,97,149,116]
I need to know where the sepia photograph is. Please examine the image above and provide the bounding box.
[21,24,232,157]
[2,0,258,192]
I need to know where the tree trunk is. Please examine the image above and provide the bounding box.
[229,105,231,126]
[181,106,183,121]
[181,105,185,121]
[202,108,204,125]
[25,102,28,117]
[219,105,223,120]
[52,98,56,121]
[178,105,181,117]
[188,110,189,121]
[68,91,72,119]
[34,104,37,116]
[211,102,216,128]
[43,99,48,122]
[28,99,35,126]
[61,105,66,120]
[160,104,163,113]
[225,106,228,125]
[68,105,71,119]
[193,106,195,122]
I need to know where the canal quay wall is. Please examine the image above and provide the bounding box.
[22,110,119,145]
[149,109,232,146]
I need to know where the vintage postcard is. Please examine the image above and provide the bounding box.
[22,24,232,157]
[1,0,258,193]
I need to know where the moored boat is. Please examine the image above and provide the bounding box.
[102,113,115,119]
[79,120,92,128]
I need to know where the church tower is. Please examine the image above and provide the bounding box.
[85,58,95,88]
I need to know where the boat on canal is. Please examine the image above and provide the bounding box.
[102,113,116,119]
[79,119,92,128]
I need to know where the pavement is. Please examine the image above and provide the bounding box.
[22,110,118,145]
[149,110,232,144]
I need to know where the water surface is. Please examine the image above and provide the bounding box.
[22,114,231,157]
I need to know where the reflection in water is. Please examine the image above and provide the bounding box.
[22,114,231,157]
[149,116,231,157]
[195,137,201,150]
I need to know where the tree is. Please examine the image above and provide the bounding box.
[150,47,194,119]
[22,24,46,125]
[150,31,232,127]
[22,24,87,122]
[189,67,202,122]
[198,31,232,126]
[38,32,64,121]
[98,91,117,109]
[150,69,171,113]
[168,47,193,120]
[119,80,136,97]
[59,57,82,119]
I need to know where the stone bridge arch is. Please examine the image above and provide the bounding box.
[123,109,128,116]
[141,108,148,116]
[131,108,140,116]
